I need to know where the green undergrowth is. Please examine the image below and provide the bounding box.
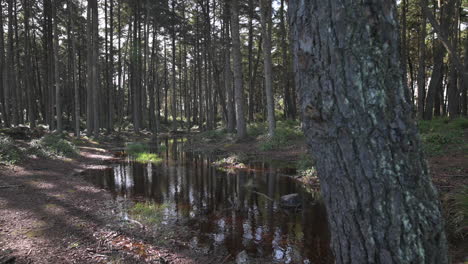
[258,120,304,151]
[196,128,231,142]
[296,154,317,178]
[418,117,468,156]
[0,135,24,164]
[129,202,169,225]
[31,133,78,158]
[126,142,164,164]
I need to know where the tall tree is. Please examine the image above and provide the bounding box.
[54,0,62,132]
[229,0,247,139]
[259,0,275,137]
[289,0,448,263]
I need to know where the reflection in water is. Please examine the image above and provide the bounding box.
[85,138,333,263]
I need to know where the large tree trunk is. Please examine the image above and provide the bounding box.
[288,0,448,263]
[259,0,276,137]
[230,0,247,139]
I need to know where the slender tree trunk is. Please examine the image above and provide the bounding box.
[7,0,18,126]
[92,0,99,137]
[0,1,8,127]
[417,3,427,119]
[247,0,254,122]
[260,0,276,137]
[24,0,35,128]
[230,0,247,139]
[289,0,448,263]
[224,2,235,133]
[171,0,177,131]
[53,0,62,132]
[279,0,293,120]
[86,0,93,136]
[70,0,80,137]
[462,38,468,116]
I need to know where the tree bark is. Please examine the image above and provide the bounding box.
[230,0,247,139]
[417,3,427,119]
[53,0,62,132]
[259,0,276,137]
[223,2,235,133]
[288,0,448,263]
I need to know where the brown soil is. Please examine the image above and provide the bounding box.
[0,140,226,264]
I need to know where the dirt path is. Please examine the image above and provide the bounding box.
[0,145,221,264]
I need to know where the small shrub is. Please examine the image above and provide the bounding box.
[126,142,163,164]
[296,154,318,178]
[135,153,162,164]
[0,136,24,164]
[31,134,78,158]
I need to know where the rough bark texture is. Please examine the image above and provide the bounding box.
[288,1,448,263]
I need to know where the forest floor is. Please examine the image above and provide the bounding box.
[0,119,467,263]
[0,133,229,264]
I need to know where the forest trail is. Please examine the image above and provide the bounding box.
[0,142,217,264]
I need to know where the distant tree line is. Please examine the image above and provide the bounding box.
[0,0,466,138]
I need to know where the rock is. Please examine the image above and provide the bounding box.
[280,193,301,208]
[236,250,249,264]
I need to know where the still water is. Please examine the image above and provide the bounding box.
[84,138,332,263]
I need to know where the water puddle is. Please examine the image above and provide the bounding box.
[83,138,333,263]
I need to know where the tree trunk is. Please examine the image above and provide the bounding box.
[86,0,93,136]
[417,3,427,119]
[24,0,35,128]
[230,0,247,139]
[171,0,177,131]
[462,38,468,116]
[53,0,62,132]
[288,0,448,263]
[259,0,276,137]
[70,0,79,137]
[224,2,235,133]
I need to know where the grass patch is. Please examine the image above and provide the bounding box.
[196,128,229,141]
[31,134,78,158]
[126,142,163,164]
[135,152,162,164]
[259,120,304,151]
[0,135,24,164]
[444,186,468,239]
[129,202,169,225]
[418,117,468,156]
